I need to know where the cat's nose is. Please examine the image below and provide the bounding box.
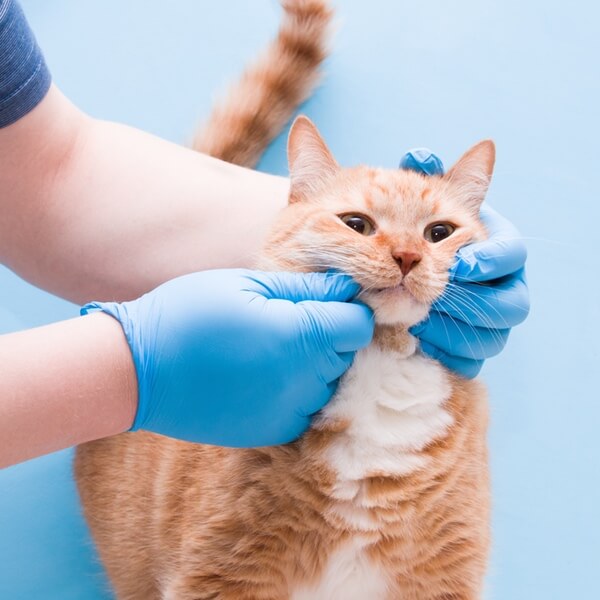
[392,251,422,276]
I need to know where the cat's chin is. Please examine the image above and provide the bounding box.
[363,286,430,327]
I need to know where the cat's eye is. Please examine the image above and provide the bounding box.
[424,223,455,243]
[339,214,375,236]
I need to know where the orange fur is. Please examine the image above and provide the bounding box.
[76,2,494,598]
[76,375,488,599]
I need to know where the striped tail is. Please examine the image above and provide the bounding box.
[192,0,332,168]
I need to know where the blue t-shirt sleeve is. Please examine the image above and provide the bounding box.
[0,0,51,128]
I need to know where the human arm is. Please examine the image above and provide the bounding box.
[0,84,290,303]
[0,269,373,468]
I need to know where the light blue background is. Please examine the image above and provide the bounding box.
[1,1,598,598]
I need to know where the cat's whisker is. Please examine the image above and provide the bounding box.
[444,283,525,330]
[420,276,507,343]
[425,274,518,328]
[441,285,511,337]
[431,294,491,359]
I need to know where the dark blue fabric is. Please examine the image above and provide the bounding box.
[0,0,51,128]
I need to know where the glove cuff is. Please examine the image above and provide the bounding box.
[81,301,145,432]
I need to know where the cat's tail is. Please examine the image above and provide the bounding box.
[192,0,332,168]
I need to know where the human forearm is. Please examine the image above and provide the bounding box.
[0,313,137,468]
[0,85,289,303]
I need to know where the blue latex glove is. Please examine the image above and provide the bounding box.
[400,149,530,378]
[81,269,373,447]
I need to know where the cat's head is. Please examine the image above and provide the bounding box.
[262,116,494,326]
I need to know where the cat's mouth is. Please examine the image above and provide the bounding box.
[373,282,407,294]
[371,281,415,297]
[361,281,430,326]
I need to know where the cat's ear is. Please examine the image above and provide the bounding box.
[287,116,339,203]
[444,140,495,214]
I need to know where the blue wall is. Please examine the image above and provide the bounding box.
[1,1,598,598]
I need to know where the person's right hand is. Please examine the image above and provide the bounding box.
[412,205,529,378]
[82,269,373,447]
[400,149,530,378]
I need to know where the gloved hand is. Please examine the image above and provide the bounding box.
[400,149,530,378]
[81,269,373,447]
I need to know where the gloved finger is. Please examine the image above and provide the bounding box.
[435,268,530,329]
[245,270,361,303]
[310,353,355,413]
[306,379,349,416]
[279,414,312,444]
[337,351,356,370]
[420,341,484,379]
[411,311,510,360]
[399,148,445,176]
[299,300,374,353]
[297,376,339,416]
[451,205,528,282]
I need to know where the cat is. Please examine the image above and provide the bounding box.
[75,1,492,598]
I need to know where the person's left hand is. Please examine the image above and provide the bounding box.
[82,269,374,447]
[400,149,530,378]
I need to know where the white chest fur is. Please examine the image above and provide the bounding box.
[290,536,391,600]
[322,343,453,489]
[290,345,452,599]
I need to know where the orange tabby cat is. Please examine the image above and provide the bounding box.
[76,1,492,598]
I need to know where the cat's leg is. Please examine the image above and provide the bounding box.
[75,436,165,600]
